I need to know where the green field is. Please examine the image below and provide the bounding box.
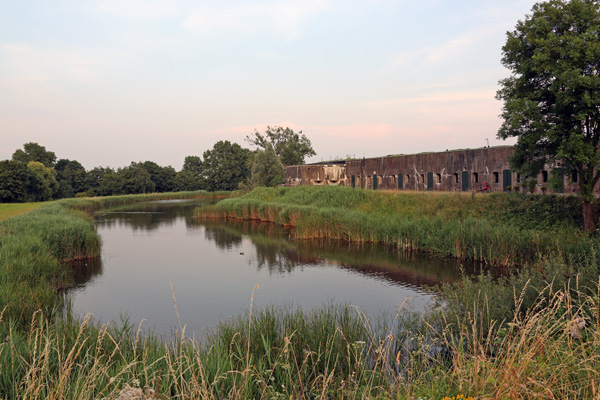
[0,202,45,221]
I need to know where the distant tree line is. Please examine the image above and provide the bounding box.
[0,127,315,203]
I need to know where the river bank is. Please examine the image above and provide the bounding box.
[197,186,589,268]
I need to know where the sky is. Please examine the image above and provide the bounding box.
[0,0,533,170]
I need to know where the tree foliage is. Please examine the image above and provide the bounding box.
[12,142,57,167]
[246,126,316,166]
[0,161,30,202]
[120,162,156,194]
[55,159,87,198]
[251,144,285,187]
[176,156,205,191]
[26,161,59,201]
[496,0,600,230]
[203,141,250,191]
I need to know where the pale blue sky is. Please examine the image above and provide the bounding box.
[0,0,531,170]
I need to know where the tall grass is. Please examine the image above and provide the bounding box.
[0,191,227,328]
[1,281,598,399]
[198,186,587,268]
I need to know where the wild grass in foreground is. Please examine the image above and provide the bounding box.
[0,281,598,399]
[198,186,588,268]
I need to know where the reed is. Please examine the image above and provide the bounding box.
[0,281,598,399]
[0,191,227,328]
[197,186,586,268]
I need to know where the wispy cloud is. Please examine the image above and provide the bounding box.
[182,0,331,39]
[388,24,499,69]
[91,0,189,19]
[366,90,497,108]
[0,43,100,86]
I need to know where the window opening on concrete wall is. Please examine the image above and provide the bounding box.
[473,172,479,184]
[436,173,441,183]
[542,170,548,183]
[420,174,425,184]
[493,172,499,183]
[454,173,459,184]
[406,175,410,185]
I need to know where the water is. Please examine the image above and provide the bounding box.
[67,199,471,339]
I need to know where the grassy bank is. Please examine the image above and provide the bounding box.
[0,190,227,328]
[198,186,588,268]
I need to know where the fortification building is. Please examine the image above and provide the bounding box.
[285,146,581,194]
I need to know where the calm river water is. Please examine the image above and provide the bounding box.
[67,199,471,339]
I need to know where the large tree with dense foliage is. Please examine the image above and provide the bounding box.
[496,0,600,231]
[203,141,250,191]
[141,161,176,193]
[55,159,87,198]
[174,156,205,191]
[120,162,156,194]
[246,126,316,166]
[26,161,59,201]
[251,144,285,187]
[0,161,30,202]
[12,142,57,168]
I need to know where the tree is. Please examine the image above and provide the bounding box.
[175,156,205,191]
[246,126,316,166]
[27,161,59,201]
[203,141,250,191]
[496,0,600,231]
[12,142,57,167]
[120,162,156,194]
[0,161,30,202]
[141,161,176,193]
[55,159,87,198]
[251,143,285,187]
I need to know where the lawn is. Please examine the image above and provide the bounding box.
[0,202,46,221]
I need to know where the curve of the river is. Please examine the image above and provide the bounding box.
[67,199,474,339]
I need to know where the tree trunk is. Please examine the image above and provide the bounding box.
[582,199,599,232]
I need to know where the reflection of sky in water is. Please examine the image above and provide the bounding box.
[67,200,468,339]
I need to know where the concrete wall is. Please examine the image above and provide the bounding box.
[285,146,584,194]
[285,162,348,187]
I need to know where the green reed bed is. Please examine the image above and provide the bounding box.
[198,186,586,268]
[0,203,101,327]
[0,191,226,329]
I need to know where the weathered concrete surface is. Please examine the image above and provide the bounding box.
[285,162,347,187]
[285,146,584,194]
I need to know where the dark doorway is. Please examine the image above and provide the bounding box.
[461,171,470,191]
[503,170,512,191]
[427,172,434,191]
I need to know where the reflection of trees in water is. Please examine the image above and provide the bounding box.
[95,200,207,232]
[194,218,475,288]
[70,257,103,287]
[202,223,243,250]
